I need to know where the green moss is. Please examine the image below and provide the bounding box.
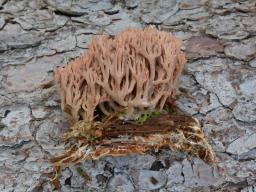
[135,111,161,125]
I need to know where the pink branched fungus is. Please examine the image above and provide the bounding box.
[54,27,186,124]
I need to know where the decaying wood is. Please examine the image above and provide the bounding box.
[52,114,216,168]
[102,114,200,137]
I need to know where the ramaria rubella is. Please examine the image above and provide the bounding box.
[52,27,216,182]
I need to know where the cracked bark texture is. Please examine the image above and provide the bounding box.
[0,0,256,191]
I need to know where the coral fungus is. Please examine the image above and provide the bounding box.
[55,27,186,124]
[52,27,216,179]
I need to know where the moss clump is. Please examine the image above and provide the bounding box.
[135,111,161,125]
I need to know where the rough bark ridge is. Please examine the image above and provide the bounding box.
[54,27,186,124]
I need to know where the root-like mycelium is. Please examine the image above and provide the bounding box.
[52,27,216,189]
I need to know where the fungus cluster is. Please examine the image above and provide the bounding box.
[52,28,216,181]
[54,27,186,124]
